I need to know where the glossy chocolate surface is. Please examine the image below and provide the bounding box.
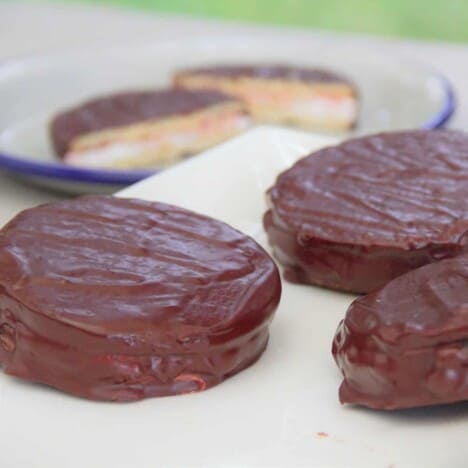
[176,64,352,84]
[333,255,468,409]
[51,89,236,156]
[0,196,281,401]
[264,130,468,293]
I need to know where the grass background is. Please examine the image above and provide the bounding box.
[59,0,468,42]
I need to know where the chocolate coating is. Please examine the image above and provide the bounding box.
[264,130,468,293]
[333,255,468,409]
[50,89,237,156]
[0,196,281,401]
[176,64,352,84]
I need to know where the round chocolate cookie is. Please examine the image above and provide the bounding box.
[264,130,468,293]
[333,254,468,409]
[0,196,281,401]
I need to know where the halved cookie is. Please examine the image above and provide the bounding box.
[174,64,358,131]
[51,89,250,169]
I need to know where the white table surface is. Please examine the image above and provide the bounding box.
[0,0,467,223]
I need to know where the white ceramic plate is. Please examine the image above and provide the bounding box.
[0,36,455,194]
[1,127,465,468]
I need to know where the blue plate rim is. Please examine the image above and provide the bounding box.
[421,74,456,129]
[0,151,154,184]
[0,73,456,185]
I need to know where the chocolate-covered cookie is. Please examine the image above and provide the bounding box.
[333,255,468,409]
[174,64,358,131]
[0,196,280,401]
[264,130,468,293]
[50,89,249,169]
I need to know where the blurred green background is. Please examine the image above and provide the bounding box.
[60,0,467,42]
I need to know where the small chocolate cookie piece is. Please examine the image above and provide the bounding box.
[174,64,358,131]
[0,196,281,401]
[264,129,468,293]
[50,89,250,169]
[332,255,468,410]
